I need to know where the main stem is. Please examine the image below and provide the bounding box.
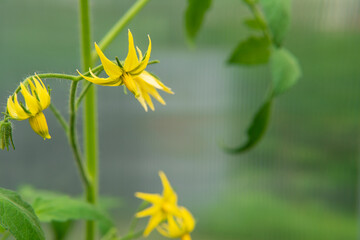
[79,0,98,240]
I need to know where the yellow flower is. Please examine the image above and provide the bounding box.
[6,75,51,139]
[135,171,180,236]
[157,207,196,240]
[78,29,174,112]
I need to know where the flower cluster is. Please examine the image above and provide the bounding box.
[135,171,195,240]
[6,75,51,139]
[78,29,173,112]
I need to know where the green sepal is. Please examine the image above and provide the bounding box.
[0,120,15,151]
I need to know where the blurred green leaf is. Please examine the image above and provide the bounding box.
[225,100,272,153]
[19,186,115,236]
[260,0,291,46]
[185,0,212,42]
[271,48,301,96]
[228,36,271,65]
[0,187,45,240]
[51,220,74,240]
[244,18,265,30]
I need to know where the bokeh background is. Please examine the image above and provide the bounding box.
[0,0,359,239]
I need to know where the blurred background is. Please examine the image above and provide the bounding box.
[0,0,359,239]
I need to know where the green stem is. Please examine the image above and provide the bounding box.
[245,1,272,42]
[69,81,90,187]
[75,82,92,111]
[92,0,150,61]
[79,0,98,239]
[49,103,69,135]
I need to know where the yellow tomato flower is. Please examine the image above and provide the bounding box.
[78,29,174,112]
[157,207,196,240]
[135,171,180,236]
[6,75,51,139]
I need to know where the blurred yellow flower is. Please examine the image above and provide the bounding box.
[157,207,195,240]
[7,75,51,139]
[78,29,174,111]
[135,171,180,236]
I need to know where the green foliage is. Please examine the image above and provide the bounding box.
[51,221,74,240]
[271,48,301,97]
[225,100,272,153]
[260,0,292,46]
[19,186,115,236]
[244,18,266,30]
[185,0,212,43]
[0,120,15,151]
[228,36,271,65]
[0,187,45,240]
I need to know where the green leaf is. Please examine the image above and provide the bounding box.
[225,100,272,154]
[244,18,266,30]
[19,186,114,236]
[228,36,271,65]
[185,0,212,42]
[260,0,292,46]
[271,48,301,97]
[51,220,74,240]
[0,187,45,240]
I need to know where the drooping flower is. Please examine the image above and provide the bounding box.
[6,75,51,139]
[135,171,180,236]
[78,29,174,111]
[157,207,195,240]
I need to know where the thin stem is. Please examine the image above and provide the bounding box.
[69,81,90,188]
[245,1,272,42]
[75,82,92,111]
[91,0,150,61]
[49,103,69,135]
[79,0,98,239]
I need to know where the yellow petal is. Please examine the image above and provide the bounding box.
[7,95,29,120]
[167,215,184,237]
[135,192,162,204]
[95,43,122,78]
[124,29,139,71]
[143,212,164,237]
[179,207,195,232]
[20,83,41,115]
[159,171,177,203]
[136,205,160,218]
[29,112,51,139]
[139,87,154,111]
[181,234,192,240]
[136,94,148,112]
[122,73,139,97]
[33,75,50,109]
[77,70,122,86]
[136,46,143,60]
[141,83,166,105]
[130,35,152,75]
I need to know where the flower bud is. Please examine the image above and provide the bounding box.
[0,120,15,151]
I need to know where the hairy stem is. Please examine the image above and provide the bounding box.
[79,0,98,239]
[49,103,69,135]
[69,81,90,187]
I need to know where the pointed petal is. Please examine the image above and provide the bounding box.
[135,192,162,204]
[124,30,139,71]
[129,35,152,75]
[123,74,140,97]
[7,95,29,120]
[143,212,164,237]
[181,234,192,240]
[167,215,184,237]
[33,75,50,109]
[144,84,166,105]
[20,83,41,115]
[136,46,143,60]
[179,207,195,232]
[77,70,122,86]
[138,85,154,111]
[136,205,160,218]
[29,112,51,139]
[159,171,177,203]
[95,43,122,77]
[136,94,148,112]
